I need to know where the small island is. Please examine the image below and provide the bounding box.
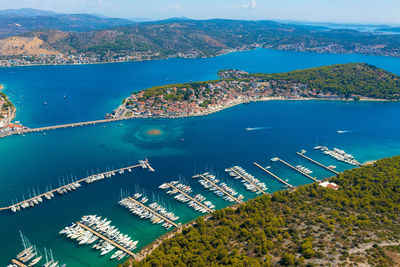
[107,63,400,120]
[146,129,162,135]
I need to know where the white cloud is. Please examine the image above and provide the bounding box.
[231,0,256,9]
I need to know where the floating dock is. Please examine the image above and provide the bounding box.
[228,168,268,195]
[275,157,318,182]
[296,152,339,175]
[76,222,136,258]
[167,183,214,213]
[198,174,242,203]
[1,161,153,212]
[253,162,294,188]
[127,196,180,228]
[11,259,27,267]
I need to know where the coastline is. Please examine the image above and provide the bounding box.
[126,159,354,264]
[112,96,393,121]
[1,47,399,69]
[0,84,17,129]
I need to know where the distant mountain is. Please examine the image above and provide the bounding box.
[0,8,135,38]
[376,27,400,33]
[0,8,61,17]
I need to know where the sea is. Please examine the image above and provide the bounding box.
[1,48,400,266]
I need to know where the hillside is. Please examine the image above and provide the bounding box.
[123,156,400,266]
[252,63,400,99]
[3,19,400,61]
[0,9,135,38]
[0,36,60,55]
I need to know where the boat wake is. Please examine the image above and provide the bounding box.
[245,127,269,131]
[337,130,352,134]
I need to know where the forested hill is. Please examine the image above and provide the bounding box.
[251,63,400,99]
[3,19,400,60]
[124,156,400,266]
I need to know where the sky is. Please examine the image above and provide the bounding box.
[0,0,399,25]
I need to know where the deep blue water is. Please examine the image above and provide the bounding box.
[1,49,400,266]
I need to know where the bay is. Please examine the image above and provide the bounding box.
[1,49,400,266]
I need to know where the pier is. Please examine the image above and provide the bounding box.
[228,168,268,195]
[198,174,242,203]
[296,152,339,175]
[167,183,214,213]
[253,162,294,188]
[127,196,180,228]
[11,259,27,267]
[1,161,152,212]
[275,158,318,182]
[76,222,136,258]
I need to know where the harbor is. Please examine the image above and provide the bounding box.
[159,181,215,213]
[253,162,294,189]
[60,215,137,260]
[225,166,268,195]
[8,232,63,267]
[1,159,154,213]
[296,152,339,174]
[193,173,243,204]
[272,157,318,182]
[119,193,180,229]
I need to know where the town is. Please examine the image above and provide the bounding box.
[107,69,353,120]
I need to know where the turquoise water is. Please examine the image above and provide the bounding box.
[1,49,400,266]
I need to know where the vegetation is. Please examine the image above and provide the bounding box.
[0,91,14,110]
[121,156,400,266]
[133,63,400,102]
[4,19,400,60]
[253,63,400,99]
[134,80,221,101]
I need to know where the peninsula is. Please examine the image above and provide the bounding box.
[108,63,400,120]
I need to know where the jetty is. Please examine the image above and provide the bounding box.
[167,183,214,213]
[274,157,318,182]
[75,222,136,258]
[253,162,294,188]
[198,174,242,203]
[1,161,153,213]
[127,196,180,228]
[228,168,268,195]
[11,259,27,267]
[296,152,339,174]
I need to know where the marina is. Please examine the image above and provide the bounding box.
[119,193,180,229]
[314,146,361,166]
[159,181,215,213]
[272,157,318,182]
[193,173,243,204]
[1,160,154,213]
[225,166,268,195]
[296,152,339,174]
[60,215,137,260]
[10,259,27,267]
[8,232,63,267]
[253,162,294,188]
